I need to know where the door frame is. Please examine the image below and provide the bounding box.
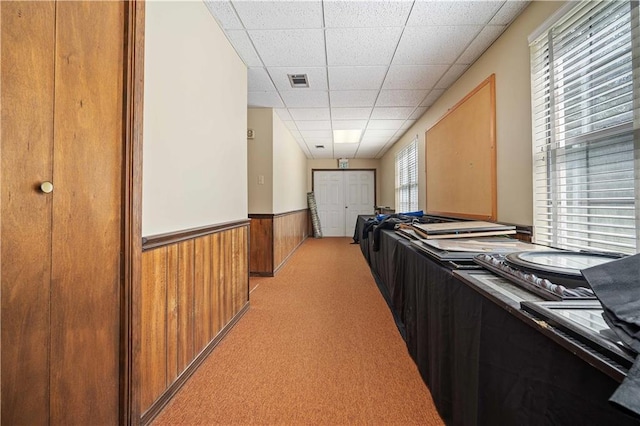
[122,1,145,425]
[311,169,377,236]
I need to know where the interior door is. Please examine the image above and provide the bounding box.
[344,171,375,236]
[313,170,375,237]
[1,2,124,424]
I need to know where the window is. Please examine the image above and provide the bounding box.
[395,139,418,213]
[530,0,640,254]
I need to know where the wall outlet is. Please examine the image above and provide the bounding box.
[258,175,264,185]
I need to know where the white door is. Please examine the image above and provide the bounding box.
[313,170,375,237]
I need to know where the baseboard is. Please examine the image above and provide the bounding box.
[272,235,308,276]
[140,302,250,425]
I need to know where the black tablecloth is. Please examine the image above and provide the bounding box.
[356,216,640,426]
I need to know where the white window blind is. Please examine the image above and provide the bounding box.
[395,139,418,213]
[530,0,640,254]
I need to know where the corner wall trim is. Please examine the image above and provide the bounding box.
[142,219,250,251]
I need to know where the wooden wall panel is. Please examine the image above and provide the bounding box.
[140,223,249,420]
[274,210,309,273]
[249,217,273,274]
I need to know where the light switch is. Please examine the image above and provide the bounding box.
[258,175,264,185]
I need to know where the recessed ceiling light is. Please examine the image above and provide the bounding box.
[333,129,362,144]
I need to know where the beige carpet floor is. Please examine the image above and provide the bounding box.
[152,237,444,425]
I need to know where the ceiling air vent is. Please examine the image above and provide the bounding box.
[315,145,325,149]
[288,74,309,88]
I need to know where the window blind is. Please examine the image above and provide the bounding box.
[530,0,640,254]
[395,139,418,213]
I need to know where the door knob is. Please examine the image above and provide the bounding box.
[40,181,54,193]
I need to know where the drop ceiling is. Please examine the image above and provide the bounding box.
[205,0,530,159]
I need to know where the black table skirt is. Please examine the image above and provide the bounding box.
[356,216,639,426]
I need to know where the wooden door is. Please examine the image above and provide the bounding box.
[1,2,125,424]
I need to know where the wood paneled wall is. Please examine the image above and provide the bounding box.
[140,221,249,423]
[250,209,309,276]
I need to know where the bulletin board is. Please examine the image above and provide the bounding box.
[425,74,496,221]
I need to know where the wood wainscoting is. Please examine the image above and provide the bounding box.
[140,220,250,424]
[249,209,309,276]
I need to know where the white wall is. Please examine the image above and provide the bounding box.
[247,108,274,214]
[272,113,308,213]
[380,1,566,225]
[142,0,247,236]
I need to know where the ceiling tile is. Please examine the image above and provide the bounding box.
[367,119,405,130]
[305,137,333,146]
[248,91,284,108]
[248,68,276,92]
[275,108,292,121]
[364,128,397,138]
[490,1,529,26]
[435,65,469,89]
[393,26,482,65]
[375,89,428,107]
[330,90,378,108]
[407,1,503,26]
[283,120,298,130]
[421,89,445,107]
[370,107,415,120]
[280,90,329,108]
[331,120,368,130]
[331,107,373,120]
[457,25,506,65]
[359,137,388,147]
[401,119,417,130]
[410,107,428,120]
[383,65,448,90]
[267,67,328,91]
[295,120,331,131]
[326,27,403,66]
[323,1,413,28]
[294,139,312,155]
[204,0,243,29]
[288,129,302,139]
[232,0,323,29]
[312,150,334,159]
[333,144,359,157]
[249,29,325,67]
[328,66,388,91]
[288,108,330,121]
[225,30,263,67]
[300,130,332,139]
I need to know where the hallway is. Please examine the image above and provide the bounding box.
[153,237,443,425]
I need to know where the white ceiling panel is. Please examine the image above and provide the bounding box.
[421,89,445,107]
[249,29,325,67]
[370,107,415,120]
[407,1,503,26]
[323,1,413,28]
[367,119,405,130]
[410,107,428,120]
[435,65,469,89]
[331,120,368,130]
[326,27,403,66]
[280,90,329,108]
[295,120,331,131]
[204,1,243,29]
[233,1,323,29]
[490,1,529,26]
[393,26,482,65]
[275,108,292,121]
[375,89,428,107]
[457,25,506,65]
[333,145,359,157]
[328,66,388,91]
[225,30,264,67]
[268,67,328,91]
[330,90,378,108]
[300,130,332,139]
[383,65,448,90]
[206,0,530,160]
[248,68,276,92]
[288,107,330,121]
[331,107,373,120]
[248,91,284,108]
